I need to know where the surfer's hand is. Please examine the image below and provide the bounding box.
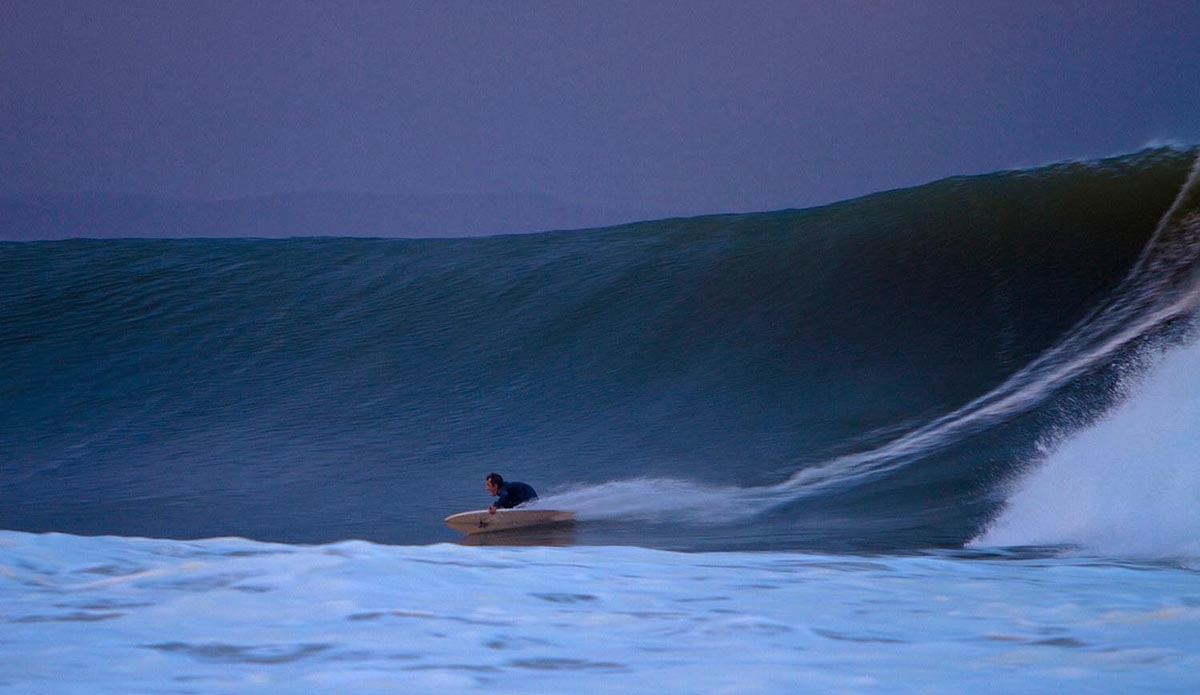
[488,506,497,514]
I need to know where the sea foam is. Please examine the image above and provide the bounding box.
[973,336,1200,562]
[2,531,1198,694]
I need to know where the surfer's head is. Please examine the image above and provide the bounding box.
[486,473,504,496]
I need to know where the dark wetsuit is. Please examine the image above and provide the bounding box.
[492,481,538,509]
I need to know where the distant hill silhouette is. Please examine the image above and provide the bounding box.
[0,191,660,240]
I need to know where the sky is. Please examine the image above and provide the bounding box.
[1,0,1198,218]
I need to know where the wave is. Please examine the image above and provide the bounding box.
[1,147,1197,553]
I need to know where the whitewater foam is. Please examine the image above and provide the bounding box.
[972,334,1200,562]
[538,478,764,523]
[2,532,1198,694]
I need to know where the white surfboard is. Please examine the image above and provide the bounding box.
[444,508,575,535]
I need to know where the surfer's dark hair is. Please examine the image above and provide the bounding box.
[486,473,504,486]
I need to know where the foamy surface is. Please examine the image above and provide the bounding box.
[2,531,1197,694]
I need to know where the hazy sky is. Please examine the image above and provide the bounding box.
[2,1,1197,217]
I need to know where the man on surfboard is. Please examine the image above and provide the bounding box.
[486,473,538,514]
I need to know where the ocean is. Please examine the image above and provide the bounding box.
[2,148,1199,693]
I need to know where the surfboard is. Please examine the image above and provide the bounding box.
[444,508,575,535]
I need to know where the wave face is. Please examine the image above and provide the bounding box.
[2,148,1198,554]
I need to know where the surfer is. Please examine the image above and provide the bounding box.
[486,473,538,514]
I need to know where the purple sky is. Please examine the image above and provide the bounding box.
[2,1,1197,217]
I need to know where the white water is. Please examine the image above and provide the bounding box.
[973,338,1200,562]
[2,531,1198,694]
[538,478,761,523]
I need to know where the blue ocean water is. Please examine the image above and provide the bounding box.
[2,148,1199,692]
